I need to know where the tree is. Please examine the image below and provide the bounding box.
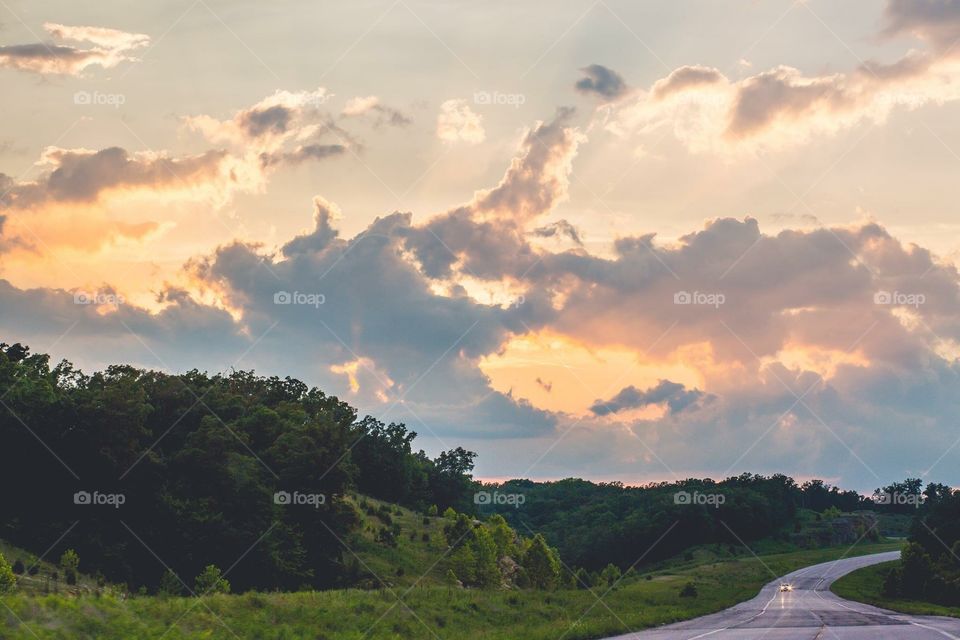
[195,565,231,595]
[487,514,515,557]
[472,527,501,588]
[522,534,560,590]
[600,563,622,587]
[0,553,16,593]
[158,569,183,597]
[60,549,80,586]
[450,545,477,586]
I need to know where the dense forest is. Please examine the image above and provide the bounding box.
[478,476,913,571]
[882,482,960,605]
[0,342,479,591]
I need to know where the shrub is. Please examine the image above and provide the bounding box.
[679,582,698,598]
[12,559,25,575]
[194,565,231,595]
[60,549,79,586]
[0,553,17,593]
[159,569,183,597]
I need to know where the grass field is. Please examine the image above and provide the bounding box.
[1,540,902,640]
[831,560,960,619]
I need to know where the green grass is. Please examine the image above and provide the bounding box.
[345,495,453,588]
[1,541,902,639]
[832,560,960,619]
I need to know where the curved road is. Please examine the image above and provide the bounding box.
[604,552,960,639]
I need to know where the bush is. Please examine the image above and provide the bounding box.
[194,565,231,595]
[679,582,698,598]
[159,569,183,597]
[0,553,17,593]
[59,549,79,586]
[12,559,25,575]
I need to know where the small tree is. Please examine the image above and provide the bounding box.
[12,559,25,575]
[600,563,622,587]
[472,527,501,588]
[428,505,439,517]
[574,567,592,590]
[158,569,183,597]
[60,549,80,586]
[522,534,560,590]
[0,553,17,593]
[194,565,230,595]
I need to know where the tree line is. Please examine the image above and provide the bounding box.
[0,342,479,592]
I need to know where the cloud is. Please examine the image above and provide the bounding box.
[605,7,960,154]
[0,23,148,75]
[651,65,725,99]
[259,143,347,167]
[341,96,411,127]
[405,108,584,280]
[7,100,960,486]
[185,88,339,150]
[575,64,629,100]
[0,147,231,209]
[883,0,960,50]
[436,99,485,144]
[590,380,708,416]
[530,220,583,246]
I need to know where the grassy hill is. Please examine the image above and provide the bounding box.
[1,532,901,639]
[341,494,455,588]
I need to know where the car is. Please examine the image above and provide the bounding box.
[778,583,793,592]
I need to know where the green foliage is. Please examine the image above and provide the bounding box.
[59,549,79,586]
[0,342,479,592]
[822,506,842,520]
[195,565,231,595]
[522,535,560,590]
[158,569,183,597]
[600,563,622,587]
[0,553,17,593]
[881,487,960,605]
[428,505,438,517]
[478,474,870,572]
[679,582,698,597]
[488,514,515,557]
[0,543,900,640]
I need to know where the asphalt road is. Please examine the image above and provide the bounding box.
[603,551,960,639]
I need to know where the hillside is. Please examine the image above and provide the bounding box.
[0,539,901,639]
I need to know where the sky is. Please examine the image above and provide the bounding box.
[2,0,960,491]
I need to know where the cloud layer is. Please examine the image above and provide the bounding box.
[0,23,148,75]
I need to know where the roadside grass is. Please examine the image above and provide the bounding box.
[831,560,960,619]
[1,540,902,639]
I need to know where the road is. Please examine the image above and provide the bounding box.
[604,551,960,639]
